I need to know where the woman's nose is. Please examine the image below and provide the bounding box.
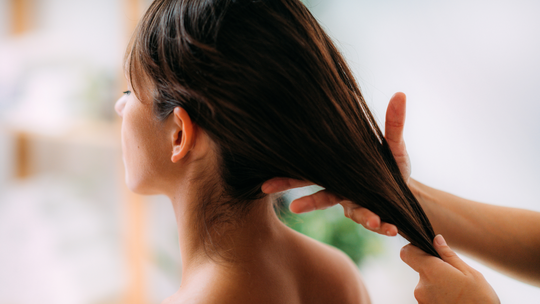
[115,96,126,117]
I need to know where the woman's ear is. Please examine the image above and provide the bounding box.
[171,107,194,163]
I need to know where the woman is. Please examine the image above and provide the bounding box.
[115,0,438,303]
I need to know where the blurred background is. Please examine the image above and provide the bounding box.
[0,0,538,303]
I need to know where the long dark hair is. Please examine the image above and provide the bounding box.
[127,0,440,258]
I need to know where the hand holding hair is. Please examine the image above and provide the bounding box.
[262,86,540,293]
[262,92,409,237]
[400,235,500,304]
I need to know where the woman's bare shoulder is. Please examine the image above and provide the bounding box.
[163,231,371,304]
[162,263,296,304]
[288,230,371,304]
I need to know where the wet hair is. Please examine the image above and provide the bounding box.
[127,0,440,258]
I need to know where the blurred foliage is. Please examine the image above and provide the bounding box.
[276,192,383,265]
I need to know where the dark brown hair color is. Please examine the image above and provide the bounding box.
[127,0,440,258]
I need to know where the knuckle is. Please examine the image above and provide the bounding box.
[314,191,331,210]
[357,207,371,217]
[386,121,405,128]
[283,179,293,188]
[440,248,456,260]
[340,200,352,207]
[399,245,410,261]
[350,209,365,224]
[352,208,367,221]
[413,284,424,301]
[470,268,485,280]
[324,191,340,206]
[344,207,353,219]
[309,195,322,211]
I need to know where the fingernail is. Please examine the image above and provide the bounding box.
[366,219,378,229]
[386,228,397,236]
[435,234,446,246]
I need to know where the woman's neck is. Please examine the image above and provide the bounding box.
[168,183,287,285]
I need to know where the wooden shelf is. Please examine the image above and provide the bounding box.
[4,0,153,303]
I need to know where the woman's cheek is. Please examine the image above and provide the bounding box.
[121,114,143,191]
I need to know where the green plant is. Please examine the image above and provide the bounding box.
[277,194,383,265]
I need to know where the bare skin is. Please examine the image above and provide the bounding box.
[409,179,540,287]
[263,92,540,302]
[401,235,499,304]
[115,87,370,304]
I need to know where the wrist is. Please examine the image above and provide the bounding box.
[408,178,439,232]
[408,178,428,206]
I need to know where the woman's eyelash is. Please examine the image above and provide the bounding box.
[123,90,131,95]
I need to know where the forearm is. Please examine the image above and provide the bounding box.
[409,178,540,286]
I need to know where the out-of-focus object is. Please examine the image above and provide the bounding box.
[10,0,33,35]
[121,1,151,303]
[0,0,159,303]
[14,131,30,178]
[8,0,33,179]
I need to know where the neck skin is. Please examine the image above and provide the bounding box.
[156,128,291,292]
[167,169,288,287]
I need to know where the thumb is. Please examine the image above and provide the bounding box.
[434,234,470,272]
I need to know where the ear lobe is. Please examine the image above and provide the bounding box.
[171,107,194,163]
